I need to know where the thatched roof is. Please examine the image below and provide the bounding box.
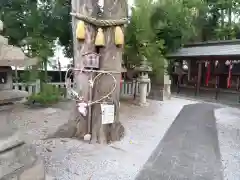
[0,44,38,67]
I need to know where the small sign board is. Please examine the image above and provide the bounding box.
[82,52,100,69]
[101,104,115,124]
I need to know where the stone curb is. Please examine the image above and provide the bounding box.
[0,144,45,180]
[0,132,25,153]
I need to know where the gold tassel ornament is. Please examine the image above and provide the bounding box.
[95,28,105,46]
[76,20,85,40]
[114,26,124,46]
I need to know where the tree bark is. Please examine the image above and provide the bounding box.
[71,0,99,139]
[45,0,127,143]
[227,1,232,40]
[91,0,127,143]
[45,0,98,140]
[221,8,224,40]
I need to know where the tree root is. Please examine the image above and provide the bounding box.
[42,120,78,140]
[42,117,125,144]
[42,106,87,140]
[42,105,125,144]
[42,120,125,143]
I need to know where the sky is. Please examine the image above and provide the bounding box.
[47,0,134,71]
[99,0,134,6]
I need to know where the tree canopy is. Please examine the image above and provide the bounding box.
[0,0,72,81]
[1,0,240,83]
[124,0,240,82]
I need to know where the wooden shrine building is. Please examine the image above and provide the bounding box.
[167,39,240,102]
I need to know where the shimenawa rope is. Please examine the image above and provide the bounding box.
[70,12,128,27]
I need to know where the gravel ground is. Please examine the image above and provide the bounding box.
[215,107,240,180]
[0,98,198,180]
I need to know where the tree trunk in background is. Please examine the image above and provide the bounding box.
[221,8,224,40]
[44,60,48,82]
[58,60,62,82]
[70,0,97,139]
[91,0,127,143]
[228,2,232,40]
[14,66,18,83]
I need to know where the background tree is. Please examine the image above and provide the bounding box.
[2,0,240,85]
[0,0,72,82]
[124,0,205,83]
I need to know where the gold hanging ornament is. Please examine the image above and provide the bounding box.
[95,28,105,46]
[76,20,85,40]
[114,26,124,46]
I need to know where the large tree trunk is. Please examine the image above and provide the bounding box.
[91,0,127,143]
[45,0,127,143]
[45,0,98,140]
[71,0,98,139]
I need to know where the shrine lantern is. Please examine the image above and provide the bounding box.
[134,55,152,106]
[134,55,152,78]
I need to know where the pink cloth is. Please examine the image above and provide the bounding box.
[77,102,88,116]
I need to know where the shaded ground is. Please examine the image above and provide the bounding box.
[172,87,240,108]
[136,103,223,180]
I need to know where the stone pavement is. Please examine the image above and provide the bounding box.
[136,103,224,180]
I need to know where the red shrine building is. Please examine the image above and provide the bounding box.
[168,39,240,102]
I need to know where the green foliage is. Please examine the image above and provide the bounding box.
[193,0,240,41]
[124,0,165,82]
[124,0,204,83]
[0,0,72,82]
[51,0,73,58]
[124,0,240,84]
[20,68,39,83]
[2,0,240,85]
[151,0,206,52]
[27,83,62,106]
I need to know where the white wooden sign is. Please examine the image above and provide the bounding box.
[101,104,115,124]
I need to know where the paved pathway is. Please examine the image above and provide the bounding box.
[136,103,224,180]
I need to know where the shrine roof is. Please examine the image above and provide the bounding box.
[167,39,240,59]
[0,44,38,67]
